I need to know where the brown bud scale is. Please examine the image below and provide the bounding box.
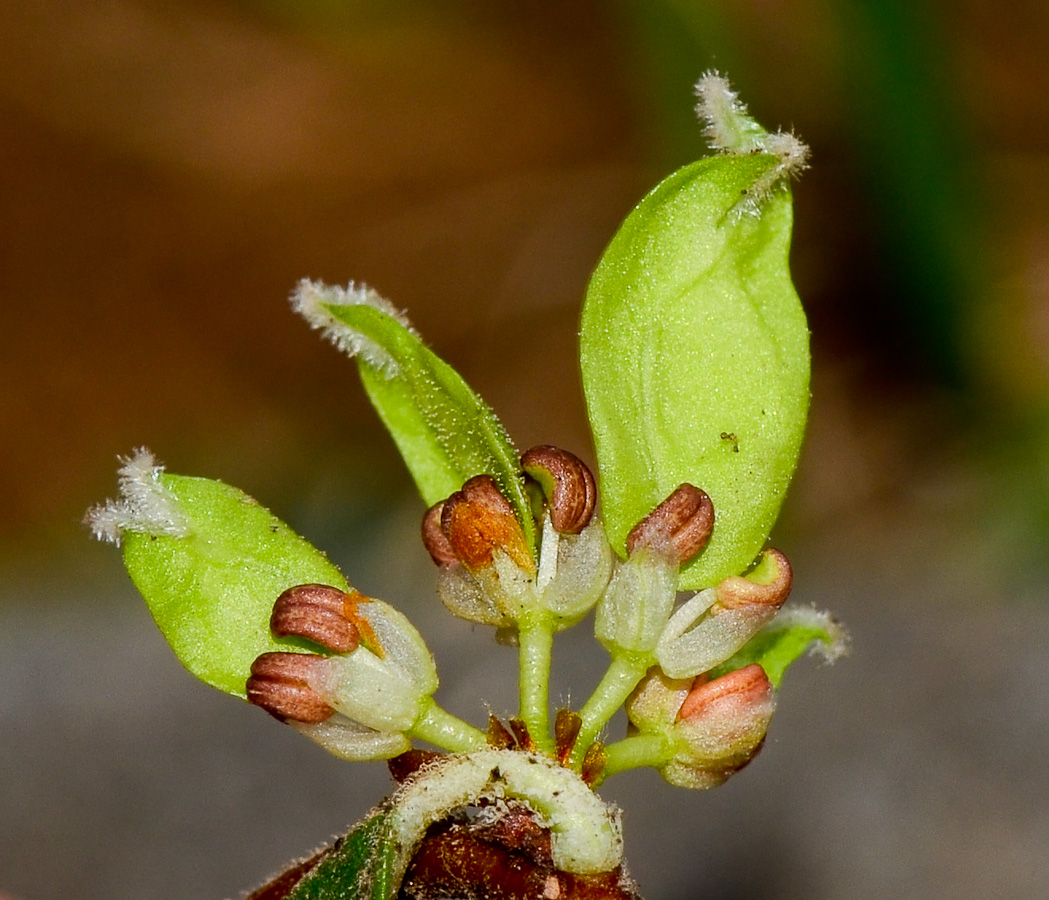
[388,749,445,785]
[486,714,517,750]
[270,583,363,653]
[507,717,536,753]
[580,742,607,787]
[554,708,582,766]
[521,445,597,535]
[626,484,714,563]
[246,651,334,724]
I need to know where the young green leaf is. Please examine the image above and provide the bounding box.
[90,451,350,697]
[580,151,809,590]
[293,282,535,556]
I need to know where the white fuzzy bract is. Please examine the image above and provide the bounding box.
[84,448,188,545]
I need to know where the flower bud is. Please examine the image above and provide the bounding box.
[626,483,714,564]
[624,667,693,735]
[306,598,438,734]
[663,664,775,790]
[521,445,597,535]
[293,716,412,762]
[246,652,335,724]
[270,583,365,654]
[655,549,793,679]
[436,563,513,627]
[441,475,534,575]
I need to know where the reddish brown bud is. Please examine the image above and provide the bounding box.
[677,663,773,724]
[715,548,793,611]
[521,445,597,535]
[270,584,363,653]
[246,652,334,724]
[441,475,533,573]
[626,484,714,563]
[421,501,458,567]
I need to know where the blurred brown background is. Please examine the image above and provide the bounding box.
[2,2,1048,899]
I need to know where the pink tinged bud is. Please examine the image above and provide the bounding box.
[626,483,714,564]
[655,548,794,679]
[714,548,793,610]
[270,584,365,654]
[441,475,535,575]
[521,445,597,535]
[663,664,775,790]
[246,652,335,724]
[676,663,772,723]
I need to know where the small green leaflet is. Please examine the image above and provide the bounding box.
[580,153,809,590]
[122,474,348,697]
[326,303,536,556]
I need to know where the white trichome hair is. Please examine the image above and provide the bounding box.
[291,279,413,376]
[694,70,810,215]
[773,605,851,664]
[85,448,188,545]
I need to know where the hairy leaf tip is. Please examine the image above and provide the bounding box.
[694,70,810,214]
[291,278,413,375]
[776,605,851,663]
[84,448,189,545]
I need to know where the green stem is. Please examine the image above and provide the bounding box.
[571,652,652,767]
[599,733,674,783]
[411,700,487,753]
[518,613,556,754]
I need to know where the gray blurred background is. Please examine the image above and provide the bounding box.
[2,2,1048,898]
